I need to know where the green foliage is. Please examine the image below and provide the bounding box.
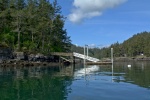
[119,31,150,57]
[71,31,150,58]
[0,0,71,53]
[104,32,150,57]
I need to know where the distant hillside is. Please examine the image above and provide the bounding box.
[71,31,150,59]
[112,31,150,57]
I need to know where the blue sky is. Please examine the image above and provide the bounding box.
[56,0,150,47]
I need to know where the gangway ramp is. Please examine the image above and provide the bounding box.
[73,52,100,62]
[50,52,100,63]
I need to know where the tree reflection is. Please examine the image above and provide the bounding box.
[114,62,150,88]
[0,66,73,100]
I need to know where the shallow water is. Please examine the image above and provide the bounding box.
[0,61,150,100]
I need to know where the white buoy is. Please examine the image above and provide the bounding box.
[127,65,131,68]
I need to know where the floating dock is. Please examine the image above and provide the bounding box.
[86,62,112,65]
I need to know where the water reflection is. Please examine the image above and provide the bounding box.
[110,61,150,88]
[74,65,99,77]
[0,65,73,100]
[0,61,150,100]
[124,62,150,88]
[67,62,150,100]
[73,62,150,89]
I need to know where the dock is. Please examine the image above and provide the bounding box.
[86,62,112,65]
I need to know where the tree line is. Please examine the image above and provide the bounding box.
[71,31,150,59]
[0,0,71,54]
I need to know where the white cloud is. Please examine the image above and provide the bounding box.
[68,0,127,24]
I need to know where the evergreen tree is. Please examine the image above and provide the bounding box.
[0,0,71,53]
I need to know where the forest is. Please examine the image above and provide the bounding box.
[0,0,71,54]
[71,31,150,59]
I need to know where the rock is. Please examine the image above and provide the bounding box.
[14,52,29,61]
[35,53,45,62]
[28,54,35,61]
[35,53,44,58]
[15,52,24,60]
[29,53,46,62]
[0,46,13,60]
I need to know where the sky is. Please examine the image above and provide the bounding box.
[56,0,150,47]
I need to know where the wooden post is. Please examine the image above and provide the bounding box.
[73,56,75,65]
[59,56,61,66]
[84,45,86,65]
[70,54,75,65]
[111,48,114,80]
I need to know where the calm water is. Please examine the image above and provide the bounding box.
[0,61,150,100]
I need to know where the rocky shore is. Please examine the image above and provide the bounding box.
[1,45,150,67]
[0,46,70,67]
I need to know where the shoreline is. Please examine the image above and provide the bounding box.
[0,61,63,67]
[113,57,150,62]
[1,56,150,67]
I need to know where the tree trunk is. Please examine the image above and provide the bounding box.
[42,32,45,51]
[17,14,21,51]
[32,31,33,42]
[18,30,20,51]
